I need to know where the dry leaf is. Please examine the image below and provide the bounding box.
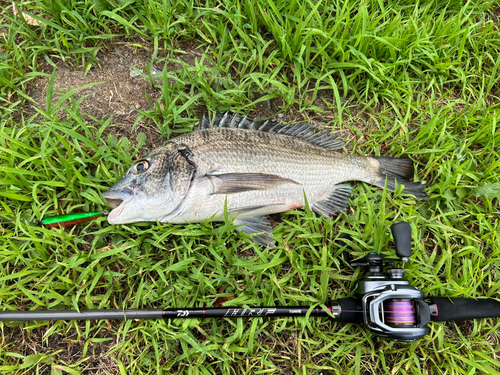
[12,3,43,26]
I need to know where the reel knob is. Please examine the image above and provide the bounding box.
[391,221,412,262]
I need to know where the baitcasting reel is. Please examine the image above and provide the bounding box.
[346,222,430,341]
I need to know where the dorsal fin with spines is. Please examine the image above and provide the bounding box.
[194,111,345,151]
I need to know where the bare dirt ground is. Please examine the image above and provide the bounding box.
[24,36,367,152]
[28,38,167,150]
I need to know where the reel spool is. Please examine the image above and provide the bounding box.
[383,299,416,326]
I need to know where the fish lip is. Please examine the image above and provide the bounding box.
[102,189,135,222]
[102,189,133,207]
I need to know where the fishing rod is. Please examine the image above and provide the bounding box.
[6,221,500,342]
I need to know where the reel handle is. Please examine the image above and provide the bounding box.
[431,298,500,322]
[390,221,412,261]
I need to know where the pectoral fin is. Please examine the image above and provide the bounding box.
[207,173,299,195]
[234,216,275,248]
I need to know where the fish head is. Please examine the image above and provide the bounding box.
[102,143,196,224]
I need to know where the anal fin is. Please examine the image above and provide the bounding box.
[234,216,275,248]
[312,184,353,218]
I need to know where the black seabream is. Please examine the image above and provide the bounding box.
[102,112,427,247]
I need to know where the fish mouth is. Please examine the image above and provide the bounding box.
[102,189,134,223]
[106,198,124,209]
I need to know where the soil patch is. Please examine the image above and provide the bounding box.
[28,41,163,149]
[24,38,212,151]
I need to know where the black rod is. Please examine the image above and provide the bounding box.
[0,306,332,322]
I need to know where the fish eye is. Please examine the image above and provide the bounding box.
[133,160,149,174]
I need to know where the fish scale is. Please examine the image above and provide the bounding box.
[180,129,353,184]
[169,133,359,223]
[103,112,427,247]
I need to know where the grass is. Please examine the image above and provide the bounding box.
[1,0,500,373]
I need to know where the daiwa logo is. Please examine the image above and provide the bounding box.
[176,310,190,317]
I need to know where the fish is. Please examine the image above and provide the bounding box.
[102,112,427,247]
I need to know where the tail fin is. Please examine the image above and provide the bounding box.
[372,157,428,200]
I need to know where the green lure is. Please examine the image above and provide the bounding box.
[40,211,108,228]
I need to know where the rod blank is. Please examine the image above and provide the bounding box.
[0,307,331,322]
[0,309,164,321]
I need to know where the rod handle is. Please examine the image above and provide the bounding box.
[431,298,500,322]
[338,298,363,323]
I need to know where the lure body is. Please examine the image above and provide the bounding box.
[40,211,106,228]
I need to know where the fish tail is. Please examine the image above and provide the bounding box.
[371,157,428,200]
